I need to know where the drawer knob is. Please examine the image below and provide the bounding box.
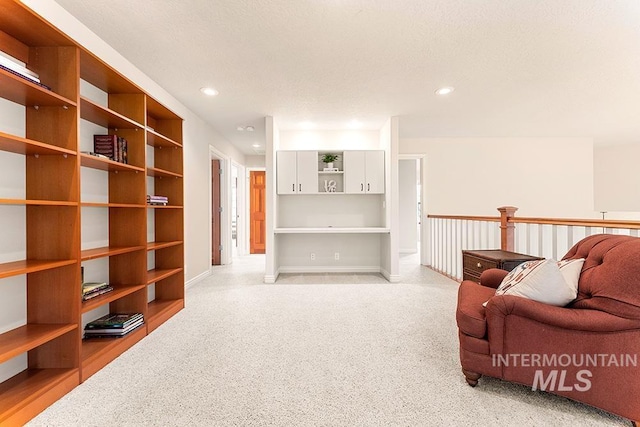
[476,262,482,268]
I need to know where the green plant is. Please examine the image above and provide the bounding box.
[322,153,339,163]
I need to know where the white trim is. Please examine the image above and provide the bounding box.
[278,266,381,274]
[400,248,418,254]
[380,268,401,283]
[185,269,211,289]
[264,267,279,284]
[399,153,428,266]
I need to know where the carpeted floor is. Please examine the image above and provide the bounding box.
[28,255,628,426]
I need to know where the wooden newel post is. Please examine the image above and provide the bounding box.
[498,206,518,252]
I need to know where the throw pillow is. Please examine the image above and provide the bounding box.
[493,258,579,306]
[557,258,585,295]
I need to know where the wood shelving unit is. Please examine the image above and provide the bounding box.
[0,1,185,423]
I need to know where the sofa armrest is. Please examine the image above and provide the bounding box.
[487,294,640,332]
[479,268,509,289]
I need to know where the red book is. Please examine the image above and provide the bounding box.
[93,135,117,161]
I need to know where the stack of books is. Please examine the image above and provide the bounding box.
[84,313,144,339]
[93,135,128,164]
[147,195,169,206]
[0,51,51,90]
[82,282,113,301]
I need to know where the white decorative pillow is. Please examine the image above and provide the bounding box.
[492,258,581,306]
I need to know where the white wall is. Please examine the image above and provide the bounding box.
[244,155,266,168]
[399,159,418,253]
[593,143,640,220]
[401,137,596,219]
[279,130,380,150]
[24,0,246,282]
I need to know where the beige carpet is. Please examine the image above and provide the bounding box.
[28,255,627,426]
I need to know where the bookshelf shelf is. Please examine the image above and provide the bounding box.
[81,246,146,261]
[146,204,183,209]
[80,202,146,208]
[0,69,76,108]
[0,1,184,422]
[79,96,143,130]
[147,268,183,285]
[0,199,77,206]
[0,324,77,365]
[81,325,146,382]
[0,131,77,156]
[80,153,145,172]
[147,299,183,333]
[0,259,77,280]
[146,128,181,148]
[81,284,146,313]
[147,166,183,178]
[147,241,182,251]
[0,368,79,426]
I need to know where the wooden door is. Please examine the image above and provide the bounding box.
[365,150,385,193]
[343,150,366,193]
[250,171,266,254]
[211,159,221,265]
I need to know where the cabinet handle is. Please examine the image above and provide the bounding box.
[361,183,364,191]
[299,184,302,192]
[367,183,370,191]
[293,183,295,192]
[476,262,482,269]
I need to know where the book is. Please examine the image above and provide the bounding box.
[84,319,144,335]
[85,313,143,329]
[0,63,51,90]
[93,135,117,160]
[83,323,144,339]
[82,281,108,293]
[0,51,40,79]
[82,285,114,301]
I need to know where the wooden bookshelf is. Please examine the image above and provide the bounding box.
[0,1,185,423]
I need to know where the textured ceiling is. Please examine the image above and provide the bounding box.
[54,0,640,154]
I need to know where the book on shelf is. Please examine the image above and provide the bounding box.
[81,281,113,301]
[85,312,143,329]
[93,135,128,164]
[0,51,40,80]
[147,195,169,206]
[84,318,144,337]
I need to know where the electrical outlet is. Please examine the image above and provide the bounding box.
[334,252,340,260]
[310,253,316,261]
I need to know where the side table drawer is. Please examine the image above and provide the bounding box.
[463,255,499,277]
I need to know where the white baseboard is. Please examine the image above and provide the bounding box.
[264,268,279,284]
[185,269,211,289]
[380,268,401,283]
[278,266,381,274]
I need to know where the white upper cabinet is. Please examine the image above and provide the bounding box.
[277,150,318,194]
[344,150,385,194]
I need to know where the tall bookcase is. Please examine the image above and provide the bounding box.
[0,1,184,424]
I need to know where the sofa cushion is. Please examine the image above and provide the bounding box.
[457,280,496,339]
[495,259,579,306]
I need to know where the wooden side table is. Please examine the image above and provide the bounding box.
[462,249,544,283]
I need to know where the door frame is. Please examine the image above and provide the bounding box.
[245,166,266,255]
[209,145,231,265]
[231,161,247,257]
[399,154,428,265]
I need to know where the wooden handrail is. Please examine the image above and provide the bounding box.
[427,214,500,222]
[428,214,640,229]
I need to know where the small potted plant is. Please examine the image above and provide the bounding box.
[322,153,339,171]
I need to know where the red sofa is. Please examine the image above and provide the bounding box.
[456,234,640,424]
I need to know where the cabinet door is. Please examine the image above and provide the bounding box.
[365,150,385,193]
[344,150,366,193]
[296,151,318,194]
[277,151,297,194]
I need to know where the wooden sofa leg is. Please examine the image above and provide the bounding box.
[462,369,481,387]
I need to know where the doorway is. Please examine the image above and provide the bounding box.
[211,159,221,265]
[399,156,427,265]
[249,171,266,254]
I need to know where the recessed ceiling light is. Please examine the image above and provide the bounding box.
[200,87,219,96]
[252,143,261,148]
[435,86,454,95]
[237,126,244,131]
[246,126,255,132]
[300,121,315,130]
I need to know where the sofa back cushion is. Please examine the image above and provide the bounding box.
[563,234,640,319]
